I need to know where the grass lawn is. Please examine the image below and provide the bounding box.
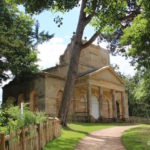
[44,123,120,150]
[121,124,150,150]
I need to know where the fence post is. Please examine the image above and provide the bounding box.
[37,124,41,150]
[0,134,5,150]
[21,127,26,150]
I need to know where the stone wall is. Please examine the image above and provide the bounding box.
[50,42,110,77]
[45,76,65,116]
[3,75,46,111]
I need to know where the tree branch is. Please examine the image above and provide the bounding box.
[119,4,141,22]
[84,12,95,25]
[81,31,99,49]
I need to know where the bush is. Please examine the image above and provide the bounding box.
[0,103,46,134]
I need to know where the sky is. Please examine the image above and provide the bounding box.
[0,5,136,103]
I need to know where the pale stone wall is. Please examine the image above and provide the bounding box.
[49,42,110,77]
[32,77,45,111]
[44,65,68,78]
[78,45,110,72]
[93,70,122,85]
[45,76,65,115]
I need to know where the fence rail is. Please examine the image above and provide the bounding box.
[0,117,61,150]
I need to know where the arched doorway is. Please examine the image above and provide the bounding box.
[91,96,100,119]
[116,101,120,118]
[30,90,38,112]
[57,90,63,114]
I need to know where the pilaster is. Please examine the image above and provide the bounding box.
[87,84,92,120]
[112,90,117,119]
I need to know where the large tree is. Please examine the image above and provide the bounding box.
[16,0,143,126]
[0,0,53,84]
[104,0,150,70]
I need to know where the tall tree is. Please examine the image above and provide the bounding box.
[125,71,150,118]
[0,0,53,84]
[16,0,142,126]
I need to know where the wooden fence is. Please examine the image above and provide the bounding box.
[0,117,61,150]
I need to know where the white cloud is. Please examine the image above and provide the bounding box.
[110,55,136,76]
[37,37,67,69]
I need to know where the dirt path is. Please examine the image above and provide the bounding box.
[75,125,138,150]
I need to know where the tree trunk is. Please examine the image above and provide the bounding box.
[58,42,82,126]
[58,0,86,126]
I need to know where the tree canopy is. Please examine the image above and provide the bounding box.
[121,14,150,69]
[0,0,53,84]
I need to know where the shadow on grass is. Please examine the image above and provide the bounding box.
[44,127,86,150]
[44,137,82,150]
[44,122,138,150]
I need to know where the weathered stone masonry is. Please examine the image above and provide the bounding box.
[3,41,129,122]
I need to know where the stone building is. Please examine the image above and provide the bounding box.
[3,41,129,122]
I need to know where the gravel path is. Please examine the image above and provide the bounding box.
[75,125,138,150]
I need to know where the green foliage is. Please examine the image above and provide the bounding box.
[113,64,150,118]
[15,0,137,37]
[0,0,53,83]
[0,103,46,134]
[121,14,150,69]
[124,70,150,118]
[15,0,80,13]
[35,112,47,124]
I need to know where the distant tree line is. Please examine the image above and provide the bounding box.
[113,64,150,118]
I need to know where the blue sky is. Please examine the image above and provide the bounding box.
[34,7,95,42]
[0,5,136,103]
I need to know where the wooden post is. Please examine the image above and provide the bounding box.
[37,124,41,150]
[0,134,5,150]
[21,127,26,150]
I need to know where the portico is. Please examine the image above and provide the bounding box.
[74,66,129,122]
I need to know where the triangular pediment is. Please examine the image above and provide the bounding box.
[88,66,124,85]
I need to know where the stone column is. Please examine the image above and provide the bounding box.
[121,91,126,120]
[99,87,104,118]
[112,90,117,119]
[87,84,92,120]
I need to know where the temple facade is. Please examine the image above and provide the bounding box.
[3,41,129,122]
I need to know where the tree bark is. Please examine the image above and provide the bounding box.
[58,0,87,126]
[58,0,99,126]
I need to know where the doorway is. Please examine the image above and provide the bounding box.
[91,96,100,119]
[116,101,120,119]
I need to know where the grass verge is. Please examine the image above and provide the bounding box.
[121,124,150,150]
[44,123,120,150]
